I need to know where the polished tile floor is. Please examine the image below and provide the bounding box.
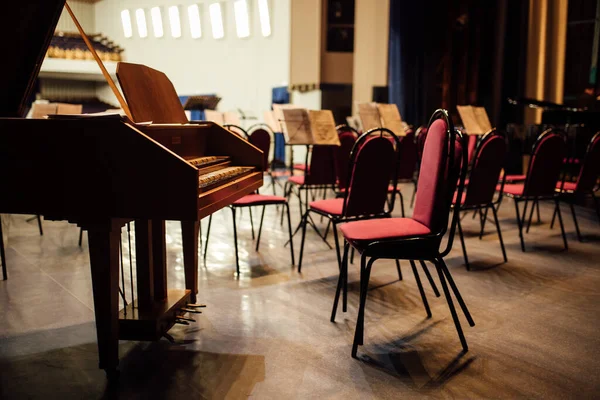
[1,187,599,399]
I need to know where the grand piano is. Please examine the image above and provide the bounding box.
[0,1,263,379]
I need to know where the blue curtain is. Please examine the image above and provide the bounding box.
[271,86,289,165]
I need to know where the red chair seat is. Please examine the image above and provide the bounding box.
[233,194,286,206]
[309,198,344,216]
[293,164,308,171]
[505,174,526,182]
[557,181,577,192]
[340,218,431,243]
[502,183,525,196]
[288,176,305,185]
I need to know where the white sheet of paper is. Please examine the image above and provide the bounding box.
[473,107,492,134]
[377,103,405,136]
[309,110,340,146]
[282,108,312,144]
[358,103,381,132]
[457,105,482,134]
[273,104,297,137]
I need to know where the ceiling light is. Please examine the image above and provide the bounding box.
[121,10,133,38]
[258,0,271,37]
[209,3,224,39]
[168,6,182,38]
[188,4,202,39]
[234,0,250,38]
[150,7,164,38]
[135,9,148,38]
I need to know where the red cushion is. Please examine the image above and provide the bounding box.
[293,164,308,171]
[556,181,577,192]
[309,198,344,216]
[340,218,431,242]
[502,183,524,196]
[505,174,526,182]
[288,176,304,185]
[233,194,286,206]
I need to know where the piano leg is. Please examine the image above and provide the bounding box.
[135,220,155,309]
[152,220,168,300]
[86,219,125,379]
[181,221,199,303]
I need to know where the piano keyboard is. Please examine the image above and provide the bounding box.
[198,166,255,189]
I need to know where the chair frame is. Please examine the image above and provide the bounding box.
[502,129,569,251]
[550,131,600,241]
[332,109,474,357]
[454,129,508,270]
[297,128,402,273]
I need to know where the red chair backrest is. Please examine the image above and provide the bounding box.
[463,130,507,206]
[466,134,478,164]
[523,130,566,197]
[342,129,399,217]
[415,126,428,162]
[396,129,418,180]
[574,131,600,193]
[305,145,337,185]
[413,115,465,233]
[335,129,359,191]
[248,128,271,171]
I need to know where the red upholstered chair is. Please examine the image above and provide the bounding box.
[203,125,295,275]
[333,109,474,357]
[454,130,508,269]
[550,131,600,241]
[283,144,338,222]
[297,128,402,274]
[502,129,568,251]
[387,129,418,217]
[335,125,360,196]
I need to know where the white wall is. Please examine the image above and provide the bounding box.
[94,0,291,119]
[56,1,96,33]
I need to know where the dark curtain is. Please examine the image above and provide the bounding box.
[388,0,528,129]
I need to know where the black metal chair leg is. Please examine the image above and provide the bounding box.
[536,199,542,223]
[297,210,309,272]
[395,259,402,280]
[457,217,470,270]
[352,256,374,358]
[249,207,255,240]
[0,216,7,280]
[331,242,349,322]
[323,220,332,241]
[203,214,213,260]
[332,222,342,270]
[410,260,431,317]
[350,247,355,264]
[479,206,489,239]
[554,199,569,250]
[78,228,84,247]
[231,208,241,275]
[593,193,600,224]
[399,191,405,217]
[569,201,583,242]
[550,205,557,229]
[410,180,417,208]
[277,203,292,266]
[515,199,526,252]
[526,198,537,233]
[438,258,475,327]
[255,206,267,251]
[419,260,440,297]
[37,215,43,236]
[491,205,508,263]
[434,258,469,352]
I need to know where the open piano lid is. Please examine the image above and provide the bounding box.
[0,0,66,117]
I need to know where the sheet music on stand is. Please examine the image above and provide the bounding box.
[272,104,298,136]
[280,108,340,146]
[457,105,493,135]
[264,111,280,132]
[182,95,221,111]
[358,102,406,136]
[204,110,241,126]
